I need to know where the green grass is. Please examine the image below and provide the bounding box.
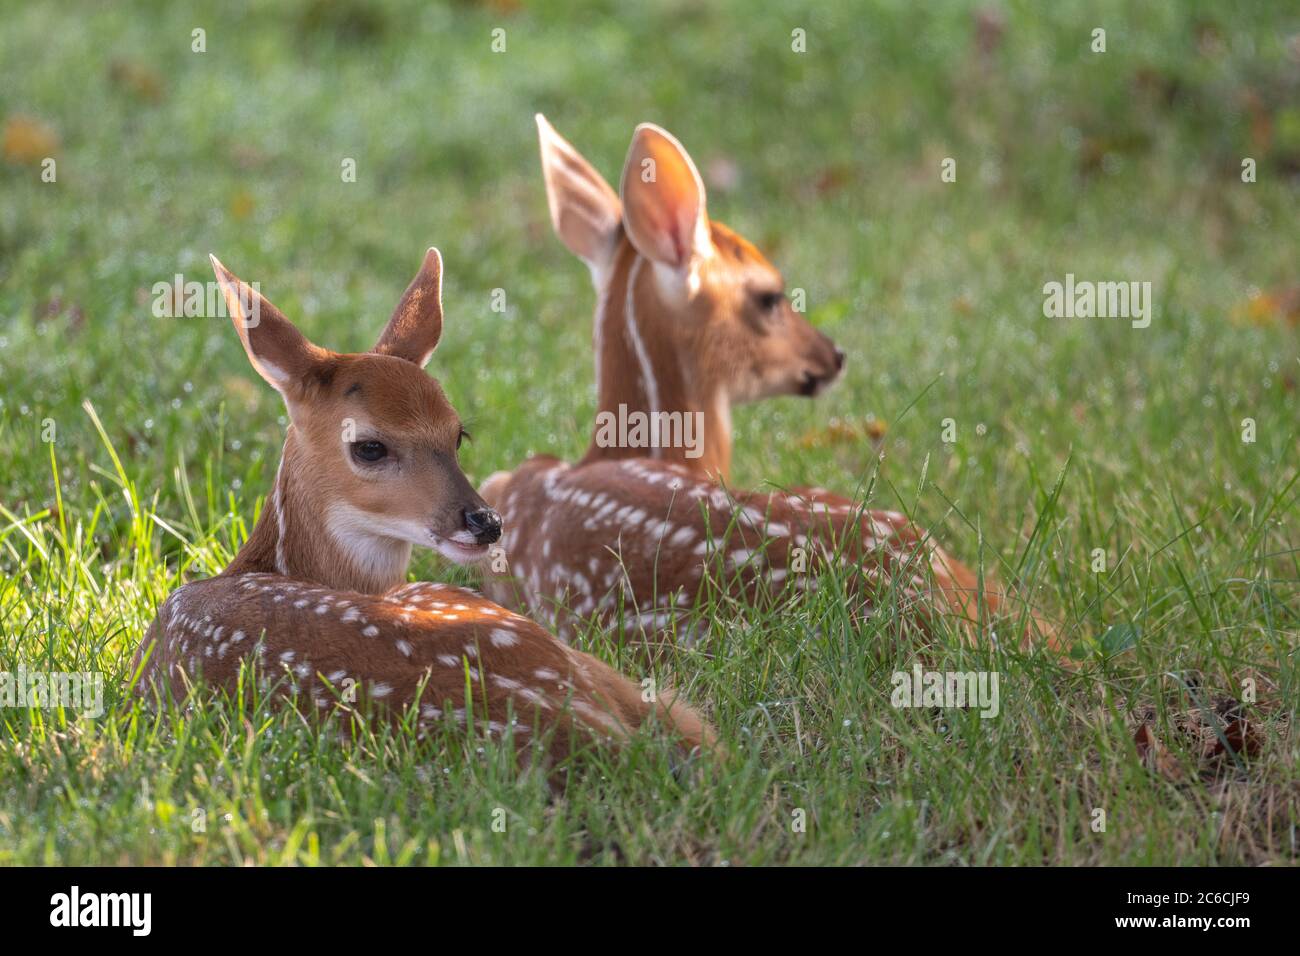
[1,0,1298,864]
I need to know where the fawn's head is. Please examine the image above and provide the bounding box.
[536,114,844,405]
[212,249,502,568]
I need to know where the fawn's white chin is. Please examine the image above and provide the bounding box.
[429,534,490,565]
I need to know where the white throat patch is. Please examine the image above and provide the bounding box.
[324,502,414,586]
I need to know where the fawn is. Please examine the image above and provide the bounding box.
[132,248,715,762]
[480,116,1057,648]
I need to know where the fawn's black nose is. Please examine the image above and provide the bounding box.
[464,507,502,545]
[834,348,846,370]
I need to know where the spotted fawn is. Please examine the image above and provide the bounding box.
[133,248,715,762]
[481,117,1057,649]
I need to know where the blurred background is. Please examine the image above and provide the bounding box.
[1,0,1297,574]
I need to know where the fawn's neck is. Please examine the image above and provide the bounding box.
[225,427,411,593]
[580,243,733,481]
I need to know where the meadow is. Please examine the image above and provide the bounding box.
[0,0,1297,865]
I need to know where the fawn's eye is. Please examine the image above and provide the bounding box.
[352,440,388,463]
[457,428,470,450]
[754,290,784,313]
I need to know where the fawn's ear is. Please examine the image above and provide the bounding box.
[211,254,327,393]
[372,247,443,368]
[619,123,712,270]
[536,114,622,273]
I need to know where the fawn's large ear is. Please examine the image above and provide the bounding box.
[536,114,622,273]
[211,254,327,393]
[372,247,443,368]
[619,123,712,270]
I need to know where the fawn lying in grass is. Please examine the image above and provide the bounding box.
[480,116,1057,650]
[132,248,715,763]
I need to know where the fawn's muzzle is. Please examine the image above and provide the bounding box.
[799,348,846,396]
[464,507,503,545]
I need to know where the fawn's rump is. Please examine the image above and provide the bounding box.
[133,573,716,762]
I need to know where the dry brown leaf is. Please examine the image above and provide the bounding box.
[1134,722,1185,782]
[1232,287,1300,328]
[108,59,165,102]
[229,189,256,222]
[797,418,888,450]
[1204,718,1262,760]
[813,165,852,198]
[2,115,60,164]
